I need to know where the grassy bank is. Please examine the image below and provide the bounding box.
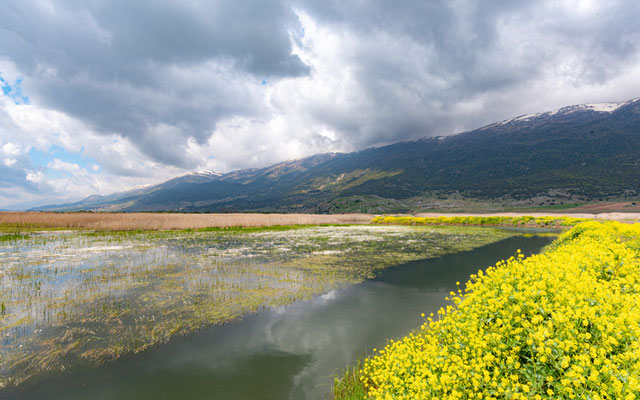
[333,221,640,399]
[371,215,590,228]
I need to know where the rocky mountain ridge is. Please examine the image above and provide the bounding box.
[33,98,640,213]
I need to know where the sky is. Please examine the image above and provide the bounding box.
[1,0,640,209]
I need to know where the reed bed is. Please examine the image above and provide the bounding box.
[0,212,373,231]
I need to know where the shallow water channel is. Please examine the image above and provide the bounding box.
[3,233,553,400]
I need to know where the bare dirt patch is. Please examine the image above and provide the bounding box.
[566,202,640,213]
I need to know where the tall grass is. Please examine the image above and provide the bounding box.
[0,212,373,231]
[332,359,368,400]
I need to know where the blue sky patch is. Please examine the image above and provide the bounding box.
[29,145,99,179]
[0,74,30,105]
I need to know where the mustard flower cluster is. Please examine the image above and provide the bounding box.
[360,221,640,399]
[371,215,589,227]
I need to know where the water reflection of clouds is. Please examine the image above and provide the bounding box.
[1,226,526,395]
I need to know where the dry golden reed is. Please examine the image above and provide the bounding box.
[0,212,373,231]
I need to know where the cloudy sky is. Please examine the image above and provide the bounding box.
[1,0,640,209]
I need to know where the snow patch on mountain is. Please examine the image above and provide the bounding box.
[189,170,222,177]
[494,98,640,127]
[498,112,543,125]
[581,102,626,112]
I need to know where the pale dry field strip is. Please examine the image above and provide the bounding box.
[0,212,374,230]
[415,212,640,221]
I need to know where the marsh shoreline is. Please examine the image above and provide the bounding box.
[0,225,514,390]
[2,233,554,400]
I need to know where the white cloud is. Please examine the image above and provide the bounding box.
[25,171,44,183]
[2,142,22,156]
[47,159,87,175]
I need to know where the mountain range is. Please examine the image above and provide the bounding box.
[34,98,640,213]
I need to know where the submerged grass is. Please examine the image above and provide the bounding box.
[0,233,30,242]
[192,223,349,233]
[0,224,514,389]
[335,221,640,399]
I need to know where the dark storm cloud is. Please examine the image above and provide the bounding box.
[1,0,307,167]
[296,0,536,87]
[2,0,640,176]
[297,0,640,84]
[293,0,640,146]
[2,0,308,78]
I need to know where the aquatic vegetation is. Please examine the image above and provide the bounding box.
[0,225,513,389]
[372,215,590,227]
[342,221,640,399]
[333,359,368,400]
[0,234,30,242]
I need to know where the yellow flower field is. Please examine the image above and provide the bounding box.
[357,221,640,399]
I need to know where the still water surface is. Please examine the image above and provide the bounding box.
[4,234,553,400]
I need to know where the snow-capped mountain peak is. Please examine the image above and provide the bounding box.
[189,170,222,177]
[579,102,626,112]
[495,98,640,127]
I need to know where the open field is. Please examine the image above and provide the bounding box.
[333,221,640,399]
[375,215,590,228]
[565,201,640,213]
[325,194,640,215]
[415,211,640,222]
[0,212,373,231]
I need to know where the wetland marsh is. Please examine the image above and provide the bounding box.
[0,224,547,397]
